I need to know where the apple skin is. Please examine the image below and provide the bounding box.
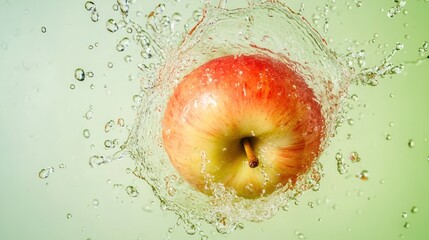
[162,54,325,199]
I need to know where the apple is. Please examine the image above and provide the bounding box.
[162,54,325,199]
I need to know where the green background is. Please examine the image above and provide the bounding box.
[1,0,428,239]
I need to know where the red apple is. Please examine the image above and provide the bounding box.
[162,54,325,198]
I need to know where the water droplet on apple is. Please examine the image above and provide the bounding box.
[410,206,418,213]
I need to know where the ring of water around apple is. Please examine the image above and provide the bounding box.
[127,1,351,235]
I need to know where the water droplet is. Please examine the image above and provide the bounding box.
[401,212,408,218]
[336,152,349,175]
[116,37,130,52]
[87,71,94,78]
[403,222,410,228]
[125,186,139,197]
[385,134,392,140]
[107,62,113,68]
[90,84,95,90]
[117,118,125,127]
[396,42,404,50]
[356,1,362,7]
[84,1,96,11]
[91,11,99,22]
[351,94,358,101]
[69,84,75,90]
[89,155,106,168]
[88,45,94,50]
[124,55,132,63]
[335,152,343,160]
[93,199,99,207]
[408,139,415,148]
[74,68,85,81]
[83,129,90,138]
[67,213,72,219]
[410,206,418,214]
[356,170,369,181]
[84,109,93,120]
[104,140,113,148]
[349,151,361,163]
[133,95,142,104]
[104,120,115,133]
[41,26,46,33]
[106,19,119,33]
[38,167,55,179]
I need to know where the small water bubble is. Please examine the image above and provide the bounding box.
[106,19,119,33]
[107,62,113,68]
[84,109,93,120]
[351,94,358,101]
[88,45,94,50]
[116,44,125,52]
[83,129,91,138]
[89,155,105,168]
[59,163,66,169]
[41,26,46,33]
[356,1,362,7]
[67,213,72,219]
[69,84,75,90]
[104,120,115,133]
[401,212,408,218]
[74,68,85,81]
[87,71,94,78]
[38,167,55,179]
[396,42,404,50]
[385,134,392,140]
[133,95,143,104]
[90,84,95,90]
[335,152,343,160]
[91,11,100,22]
[93,199,99,207]
[410,206,418,214]
[124,55,132,63]
[408,139,415,148]
[403,222,410,228]
[125,186,139,197]
[104,140,113,148]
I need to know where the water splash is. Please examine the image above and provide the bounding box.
[81,0,426,237]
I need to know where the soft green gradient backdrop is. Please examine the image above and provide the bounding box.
[1,0,428,239]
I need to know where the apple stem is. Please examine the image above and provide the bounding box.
[241,138,259,168]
